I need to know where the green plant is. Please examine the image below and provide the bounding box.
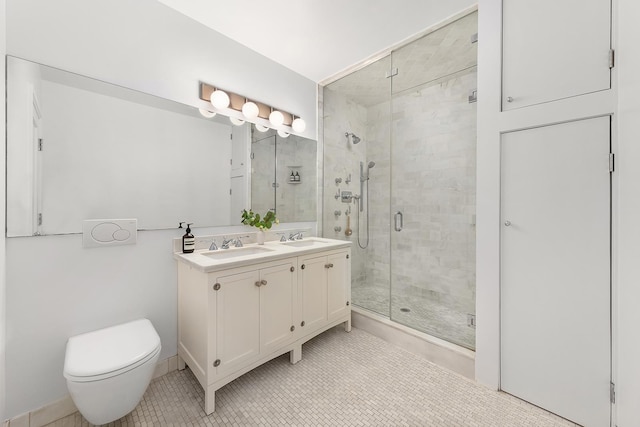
[241,209,278,230]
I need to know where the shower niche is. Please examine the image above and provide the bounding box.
[322,10,477,350]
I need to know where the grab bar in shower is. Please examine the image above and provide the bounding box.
[394,211,403,232]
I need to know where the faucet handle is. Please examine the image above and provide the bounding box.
[234,238,243,248]
[209,239,218,250]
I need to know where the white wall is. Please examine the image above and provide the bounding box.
[4,0,317,418]
[0,0,7,422]
[616,0,640,424]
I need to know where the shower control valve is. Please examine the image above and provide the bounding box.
[334,226,342,232]
[341,191,353,203]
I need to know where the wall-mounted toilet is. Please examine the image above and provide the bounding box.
[63,318,161,425]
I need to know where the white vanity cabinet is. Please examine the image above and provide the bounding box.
[298,250,351,337]
[175,241,351,415]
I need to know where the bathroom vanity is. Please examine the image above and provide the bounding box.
[174,237,351,414]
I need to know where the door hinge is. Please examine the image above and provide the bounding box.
[38,138,43,151]
[468,89,477,103]
[385,68,399,78]
[611,382,616,403]
[609,153,615,173]
[470,32,478,44]
[229,188,232,195]
[609,49,615,68]
[37,213,43,226]
[467,314,476,328]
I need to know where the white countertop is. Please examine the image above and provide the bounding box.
[174,237,351,273]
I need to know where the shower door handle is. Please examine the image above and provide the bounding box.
[394,211,403,232]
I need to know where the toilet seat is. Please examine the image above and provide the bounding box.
[64,318,161,383]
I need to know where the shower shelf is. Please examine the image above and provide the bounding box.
[287,181,302,184]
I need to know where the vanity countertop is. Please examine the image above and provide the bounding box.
[174,237,351,273]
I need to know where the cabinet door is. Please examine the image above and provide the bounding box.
[299,255,328,334]
[327,251,350,322]
[501,117,611,426]
[214,270,261,377]
[502,0,611,110]
[259,262,296,354]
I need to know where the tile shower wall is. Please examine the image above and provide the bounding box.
[322,88,368,288]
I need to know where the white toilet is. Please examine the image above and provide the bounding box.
[63,318,161,425]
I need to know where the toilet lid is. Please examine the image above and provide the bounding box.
[64,319,161,379]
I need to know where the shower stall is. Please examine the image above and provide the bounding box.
[322,11,477,350]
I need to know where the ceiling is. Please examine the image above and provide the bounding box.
[156,0,476,83]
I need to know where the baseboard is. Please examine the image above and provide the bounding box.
[6,355,179,427]
[352,307,475,379]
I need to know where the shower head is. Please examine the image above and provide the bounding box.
[345,132,361,144]
[368,161,375,168]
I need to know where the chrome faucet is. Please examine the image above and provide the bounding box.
[209,240,218,250]
[289,232,303,241]
[221,237,233,249]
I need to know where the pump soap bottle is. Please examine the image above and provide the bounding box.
[179,222,195,253]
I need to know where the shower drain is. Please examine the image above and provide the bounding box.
[399,307,411,313]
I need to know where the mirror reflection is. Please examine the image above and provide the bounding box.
[5,56,317,237]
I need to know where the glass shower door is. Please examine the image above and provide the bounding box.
[389,12,478,349]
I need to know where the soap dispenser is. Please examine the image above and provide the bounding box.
[179,222,195,253]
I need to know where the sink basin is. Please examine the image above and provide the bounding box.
[282,238,330,248]
[201,246,274,260]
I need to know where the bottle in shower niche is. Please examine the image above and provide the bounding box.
[294,172,300,182]
[180,222,195,253]
[290,171,295,182]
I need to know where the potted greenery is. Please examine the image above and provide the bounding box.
[241,209,278,244]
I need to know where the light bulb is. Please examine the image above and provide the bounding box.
[255,124,269,132]
[230,117,245,126]
[242,101,259,119]
[277,130,290,138]
[210,90,230,109]
[198,108,216,118]
[291,117,306,133]
[269,110,284,127]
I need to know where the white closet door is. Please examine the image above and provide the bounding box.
[501,117,610,427]
[502,0,611,110]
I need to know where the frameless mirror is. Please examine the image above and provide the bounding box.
[5,56,317,237]
[250,129,317,223]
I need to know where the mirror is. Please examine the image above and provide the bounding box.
[250,129,317,223]
[5,56,317,237]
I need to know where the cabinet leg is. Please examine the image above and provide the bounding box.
[178,354,186,370]
[205,386,216,415]
[290,345,302,364]
[344,317,352,333]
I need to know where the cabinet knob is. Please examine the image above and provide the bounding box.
[213,283,221,291]
[301,264,305,270]
[506,96,514,103]
[213,359,221,367]
[255,281,262,287]
[346,301,350,306]
[346,254,349,259]
[301,321,305,327]
[261,279,267,286]
[290,325,295,332]
[290,266,295,272]
[324,263,334,269]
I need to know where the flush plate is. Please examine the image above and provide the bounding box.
[83,219,137,248]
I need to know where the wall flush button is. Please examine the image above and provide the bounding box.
[83,219,137,248]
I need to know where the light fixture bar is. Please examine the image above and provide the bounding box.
[199,82,297,127]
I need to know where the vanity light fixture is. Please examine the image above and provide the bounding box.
[198,108,216,118]
[229,117,246,126]
[291,116,306,133]
[199,82,305,133]
[210,89,230,109]
[277,130,290,138]
[255,124,270,132]
[241,100,260,119]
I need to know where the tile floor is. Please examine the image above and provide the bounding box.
[47,327,577,426]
